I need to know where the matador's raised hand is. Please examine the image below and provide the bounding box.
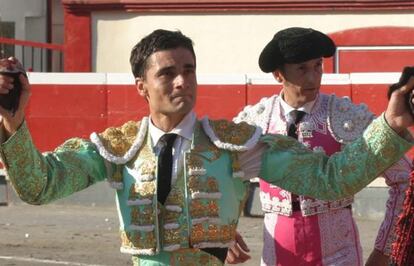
[0,57,31,137]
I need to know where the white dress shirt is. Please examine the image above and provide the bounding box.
[149,111,196,185]
[279,93,317,126]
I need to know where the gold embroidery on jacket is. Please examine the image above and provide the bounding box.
[112,165,123,183]
[99,121,140,156]
[164,211,181,225]
[159,166,188,249]
[131,205,154,225]
[171,248,222,265]
[231,152,241,173]
[187,155,204,169]
[189,176,220,194]
[129,182,156,199]
[207,200,220,217]
[165,188,184,206]
[55,138,83,152]
[164,227,186,246]
[206,177,219,192]
[120,230,156,250]
[164,189,185,224]
[190,123,221,161]
[190,199,205,218]
[189,199,220,219]
[140,159,156,175]
[208,119,256,145]
[190,222,237,245]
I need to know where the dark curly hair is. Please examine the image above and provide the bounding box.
[129,29,196,78]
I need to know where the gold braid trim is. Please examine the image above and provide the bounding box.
[98,121,140,157]
[208,119,256,146]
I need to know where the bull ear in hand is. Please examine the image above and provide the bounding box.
[387,66,414,115]
[0,58,27,116]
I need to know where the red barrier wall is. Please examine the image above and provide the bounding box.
[196,84,246,119]
[23,73,409,158]
[27,84,107,151]
[338,50,414,73]
[107,84,147,126]
[351,84,389,116]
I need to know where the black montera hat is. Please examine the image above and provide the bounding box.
[258,27,336,73]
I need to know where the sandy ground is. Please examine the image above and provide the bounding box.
[0,204,381,266]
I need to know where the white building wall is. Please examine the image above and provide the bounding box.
[0,0,47,68]
[0,0,46,41]
[92,11,414,74]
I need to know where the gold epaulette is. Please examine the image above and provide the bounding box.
[90,117,148,164]
[209,120,256,145]
[201,117,262,152]
[98,120,141,157]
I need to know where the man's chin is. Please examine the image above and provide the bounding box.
[176,101,194,110]
[303,91,318,101]
[168,104,193,116]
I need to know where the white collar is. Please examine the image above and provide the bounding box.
[149,111,196,146]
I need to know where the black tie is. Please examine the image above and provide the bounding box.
[288,111,306,209]
[157,133,177,205]
[287,110,306,139]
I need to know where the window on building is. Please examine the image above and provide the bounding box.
[0,21,15,58]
